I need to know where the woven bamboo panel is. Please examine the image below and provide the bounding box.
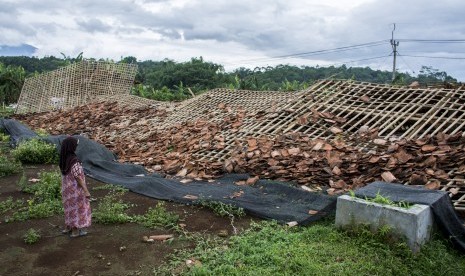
[16,60,137,114]
[186,80,465,209]
[440,171,465,211]
[94,94,175,110]
[242,79,465,140]
[119,88,296,140]
[161,88,295,127]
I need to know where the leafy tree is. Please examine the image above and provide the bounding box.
[141,57,227,94]
[417,66,456,85]
[0,55,460,103]
[0,56,67,73]
[60,52,83,65]
[120,56,137,64]
[0,63,25,104]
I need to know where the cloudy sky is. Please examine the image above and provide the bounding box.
[1,0,464,80]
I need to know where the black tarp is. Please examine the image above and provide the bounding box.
[355,181,465,253]
[1,118,337,225]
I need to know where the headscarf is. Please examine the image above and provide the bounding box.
[59,136,79,175]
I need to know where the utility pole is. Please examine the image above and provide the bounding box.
[391,23,399,81]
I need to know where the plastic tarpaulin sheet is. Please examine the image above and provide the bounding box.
[1,118,336,225]
[355,181,465,253]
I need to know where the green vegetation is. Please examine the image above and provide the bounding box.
[0,155,22,177]
[93,189,179,229]
[0,56,458,104]
[23,228,41,244]
[0,106,14,118]
[196,200,246,218]
[92,183,129,193]
[0,138,23,177]
[0,197,24,215]
[34,128,49,137]
[93,191,133,224]
[157,220,465,275]
[133,202,179,229]
[4,171,62,222]
[349,190,412,209]
[0,132,10,142]
[0,62,25,105]
[366,192,412,209]
[11,139,58,164]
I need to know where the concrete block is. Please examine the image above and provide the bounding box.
[335,195,434,253]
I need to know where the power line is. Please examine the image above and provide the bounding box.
[398,53,417,74]
[399,54,465,60]
[326,55,391,67]
[223,35,465,69]
[397,39,465,43]
[229,40,389,65]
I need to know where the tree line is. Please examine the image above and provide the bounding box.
[0,55,458,105]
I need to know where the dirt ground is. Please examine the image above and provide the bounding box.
[0,165,254,276]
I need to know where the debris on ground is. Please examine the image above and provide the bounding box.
[11,79,465,210]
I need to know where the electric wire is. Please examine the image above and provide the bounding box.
[325,54,391,67]
[229,40,389,65]
[397,51,418,74]
[397,39,465,43]
[399,54,465,60]
[223,38,465,73]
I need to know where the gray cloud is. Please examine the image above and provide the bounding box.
[1,0,464,79]
[76,18,112,33]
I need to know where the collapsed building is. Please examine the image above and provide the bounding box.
[13,61,465,211]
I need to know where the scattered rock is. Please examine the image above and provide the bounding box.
[286,221,298,227]
[185,259,202,268]
[148,234,173,241]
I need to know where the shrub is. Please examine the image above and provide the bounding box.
[23,228,41,244]
[0,132,9,142]
[34,128,49,137]
[196,200,245,217]
[0,155,22,177]
[134,202,179,229]
[12,139,58,164]
[21,171,62,201]
[7,171,62,221]
[0,197,24,215]
[93,191,133,224]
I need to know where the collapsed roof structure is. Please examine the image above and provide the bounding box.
[15,60,140,113]
[13,62,465,211]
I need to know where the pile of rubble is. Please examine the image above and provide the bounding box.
[12,100,465,200]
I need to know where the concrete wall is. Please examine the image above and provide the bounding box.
[335,195,435,253]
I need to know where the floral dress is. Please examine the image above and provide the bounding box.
[61,162,91,229]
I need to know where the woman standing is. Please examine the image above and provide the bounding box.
[59,136,91,238]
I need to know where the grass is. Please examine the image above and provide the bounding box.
[349,190,412,209]
[0,155,22,177]
[196,200,245,218]
[0,132,10,142]
[157,219,465,275]
[92,191,133,224]
[0,197,24,215]
[133,202,179,229]
[4,171,63,222]
[0,106,14,118]
[92,183,129,193]
[34,128,49,137]
[0,140,23,177]
[93,189,179,229]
